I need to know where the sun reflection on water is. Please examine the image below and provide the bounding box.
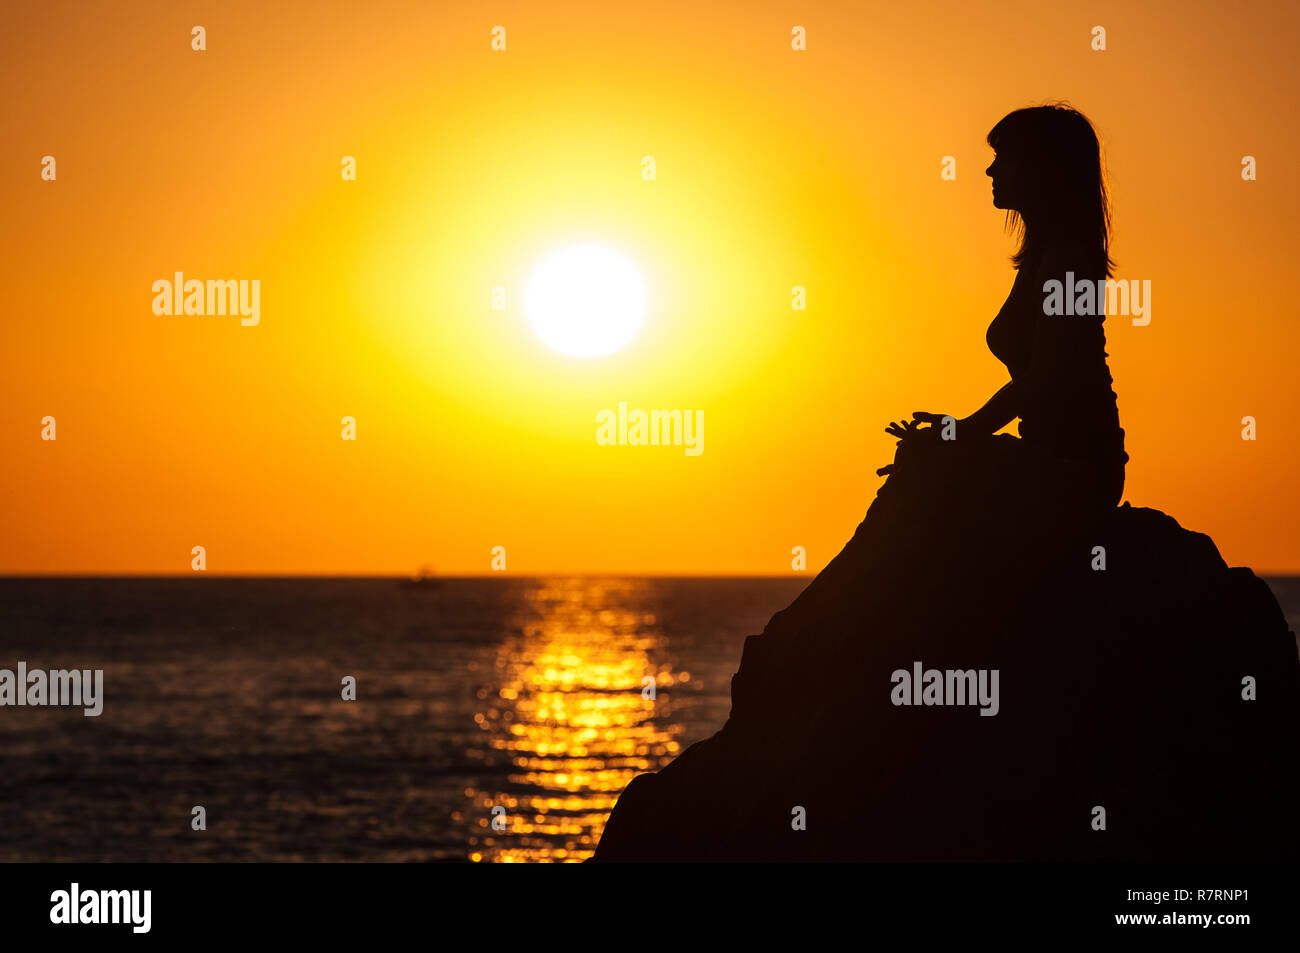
[466,579,688,862]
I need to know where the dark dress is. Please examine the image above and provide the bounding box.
[985,245,1128,510]
[767,247,1130,635]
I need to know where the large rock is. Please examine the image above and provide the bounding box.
[594,456,1300,861]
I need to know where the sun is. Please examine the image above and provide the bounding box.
[525,244,647,358]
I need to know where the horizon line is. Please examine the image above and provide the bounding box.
[0,572,819,580]
[3,572,1300,580]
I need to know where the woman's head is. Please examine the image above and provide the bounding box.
[985,103,1113,277]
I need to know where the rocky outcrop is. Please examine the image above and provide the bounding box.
[594,453,1300,861]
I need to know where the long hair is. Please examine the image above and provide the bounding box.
[987,103,1114,278]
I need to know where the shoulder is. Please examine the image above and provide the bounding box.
[1036,241,1105,282]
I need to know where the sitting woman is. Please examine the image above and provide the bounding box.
[598,106,1163,863]
[889,103,1128,517]
[751,104,1130,642]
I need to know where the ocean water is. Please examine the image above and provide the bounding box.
[0,577,807,862]
[1,576,1296,863]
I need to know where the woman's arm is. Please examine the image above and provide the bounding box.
[962,380,1019,435]
[910,381,1019,438]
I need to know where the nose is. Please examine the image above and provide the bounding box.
[985,162,995,178]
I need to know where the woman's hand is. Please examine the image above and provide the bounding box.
[879,415,937,476]
[908,411,955,430]
[884,418,924,441]
[884,411,952,438]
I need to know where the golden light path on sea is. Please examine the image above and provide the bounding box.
[466,580,689,862]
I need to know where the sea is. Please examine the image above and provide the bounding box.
[1,576,1296,863]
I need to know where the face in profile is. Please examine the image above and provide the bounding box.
[985,151,1023,212]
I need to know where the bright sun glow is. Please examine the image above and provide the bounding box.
[525,244,647,358]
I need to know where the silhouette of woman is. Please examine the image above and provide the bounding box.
[595,107,1300,863]
[884,104,1128,520]
[727,103,1131,666]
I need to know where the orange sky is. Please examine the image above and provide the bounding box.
[3,0,1298,574]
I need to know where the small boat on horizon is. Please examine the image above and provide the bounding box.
[399,565,442,590]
